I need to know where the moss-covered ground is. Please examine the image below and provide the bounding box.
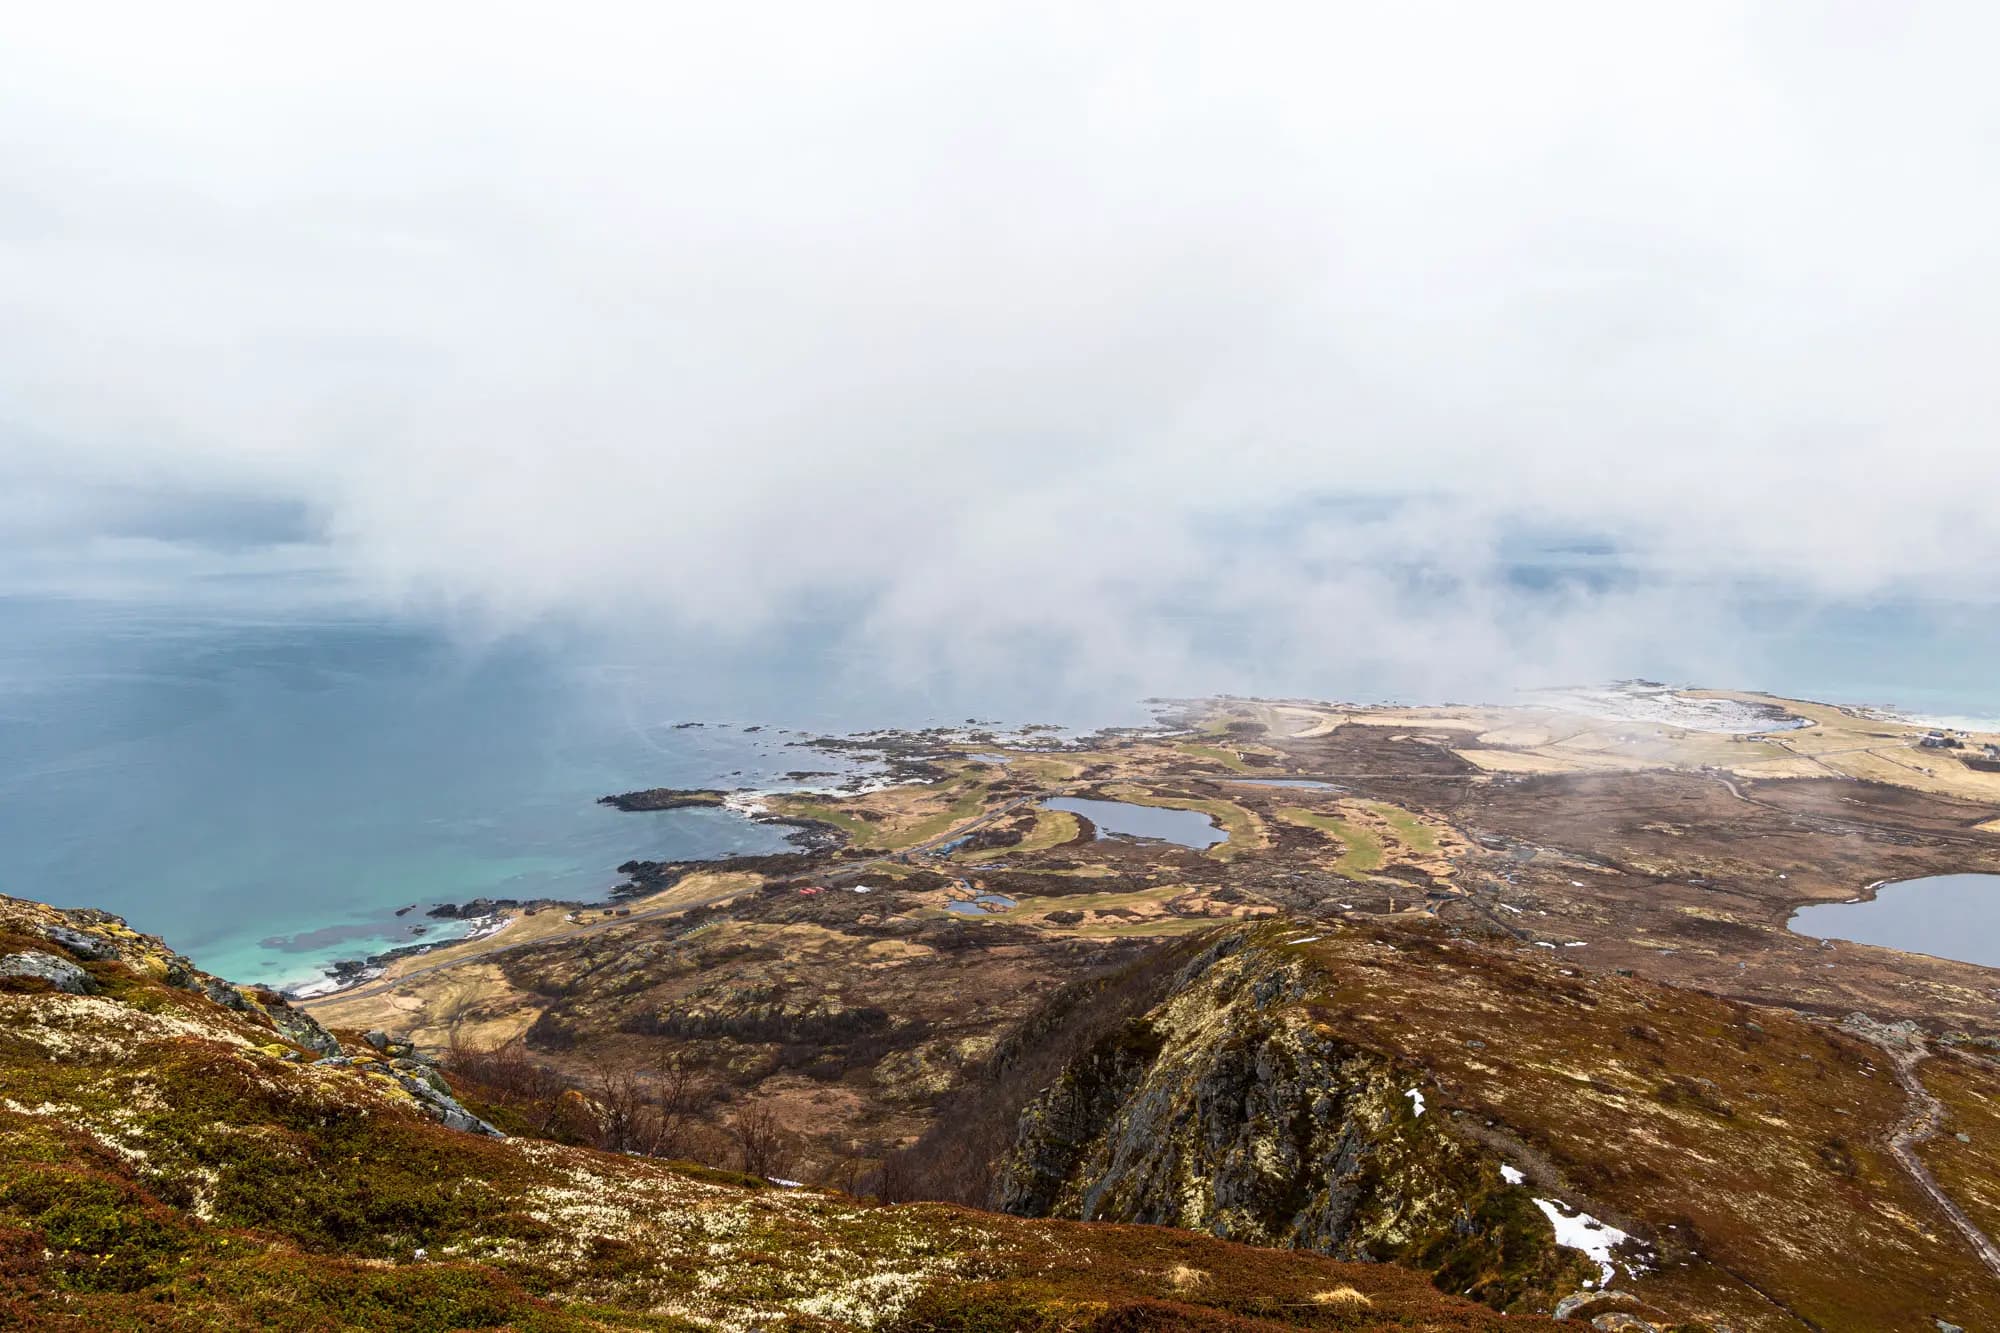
[0,893,1561,1332]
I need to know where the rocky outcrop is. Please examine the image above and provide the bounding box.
[0,898,345,1057]
[995,928,1595,1312]
[315,1045,502,1136]
[0,950,96,994]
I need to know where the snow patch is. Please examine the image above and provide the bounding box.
[1501,1165,1525,1185]
[1532,1198,1636,1285]
[1405,1087,1426,1117]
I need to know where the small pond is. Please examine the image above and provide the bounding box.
[1222,777,1343,790]
[1044,796,1225,849]
[1789,873,2000,969]
[946,892,1018,916]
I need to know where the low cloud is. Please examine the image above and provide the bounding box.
[3,3,1996,701]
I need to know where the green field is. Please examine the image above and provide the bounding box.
[900,781,995,847]
[766,798,882,845]
[772,774,998,852]
[1366,801,1439,855]
[1277,807,1385,875]
[1179,743,1252,773]
[956,808,1080,861]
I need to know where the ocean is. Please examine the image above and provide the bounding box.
[1,585,1995,990]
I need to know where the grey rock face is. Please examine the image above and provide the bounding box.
[0,950,96,994]
[268,1006,343,1057]
[198,978,253,1013]
[392,1069,503,1136]
[44,925,119,961]
[994,931,1592,1310]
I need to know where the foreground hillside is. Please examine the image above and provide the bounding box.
[0,892,1578,1331]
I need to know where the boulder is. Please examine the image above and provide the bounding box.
[363,1030,392,1051]
[0,950,96,994]
[198,978,253,1013]
[267,1006,343,1057]
[391,1068,503,1136]
[1555,1290,1643,1321]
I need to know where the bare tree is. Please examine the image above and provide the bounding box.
[444,1037,568,1134]
[592,1056,701,1157]
[733,1101,787,1180]
[871,1150,915,1204]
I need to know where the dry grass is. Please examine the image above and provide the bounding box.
[1277,920,2000,1331]
[1312,1286,1373,1308]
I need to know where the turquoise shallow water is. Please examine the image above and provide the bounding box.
[0,600,815,987]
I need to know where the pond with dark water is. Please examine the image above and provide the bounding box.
[1044,796,1225,849]
[1789,873,2000,969]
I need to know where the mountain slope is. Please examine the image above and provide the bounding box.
[0,892,1561,1331]
[964,920,2000,1332]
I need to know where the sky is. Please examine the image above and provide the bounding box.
[2,3,1998,701]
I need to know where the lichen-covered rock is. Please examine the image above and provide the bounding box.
[996,928,1594,1312]
[3,897,346,1057]
[1557,1289,1644,1320]
[43,923,119,961]
[395,1066,503,1135]
[265,1004,342,1056]
[0,949,96,994]
[1589,1315,1662,1332]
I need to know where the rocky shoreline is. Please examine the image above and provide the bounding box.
[288,907,536,997]
[295,717,1140,1001]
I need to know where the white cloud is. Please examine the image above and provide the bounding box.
[2,2,1997,698]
